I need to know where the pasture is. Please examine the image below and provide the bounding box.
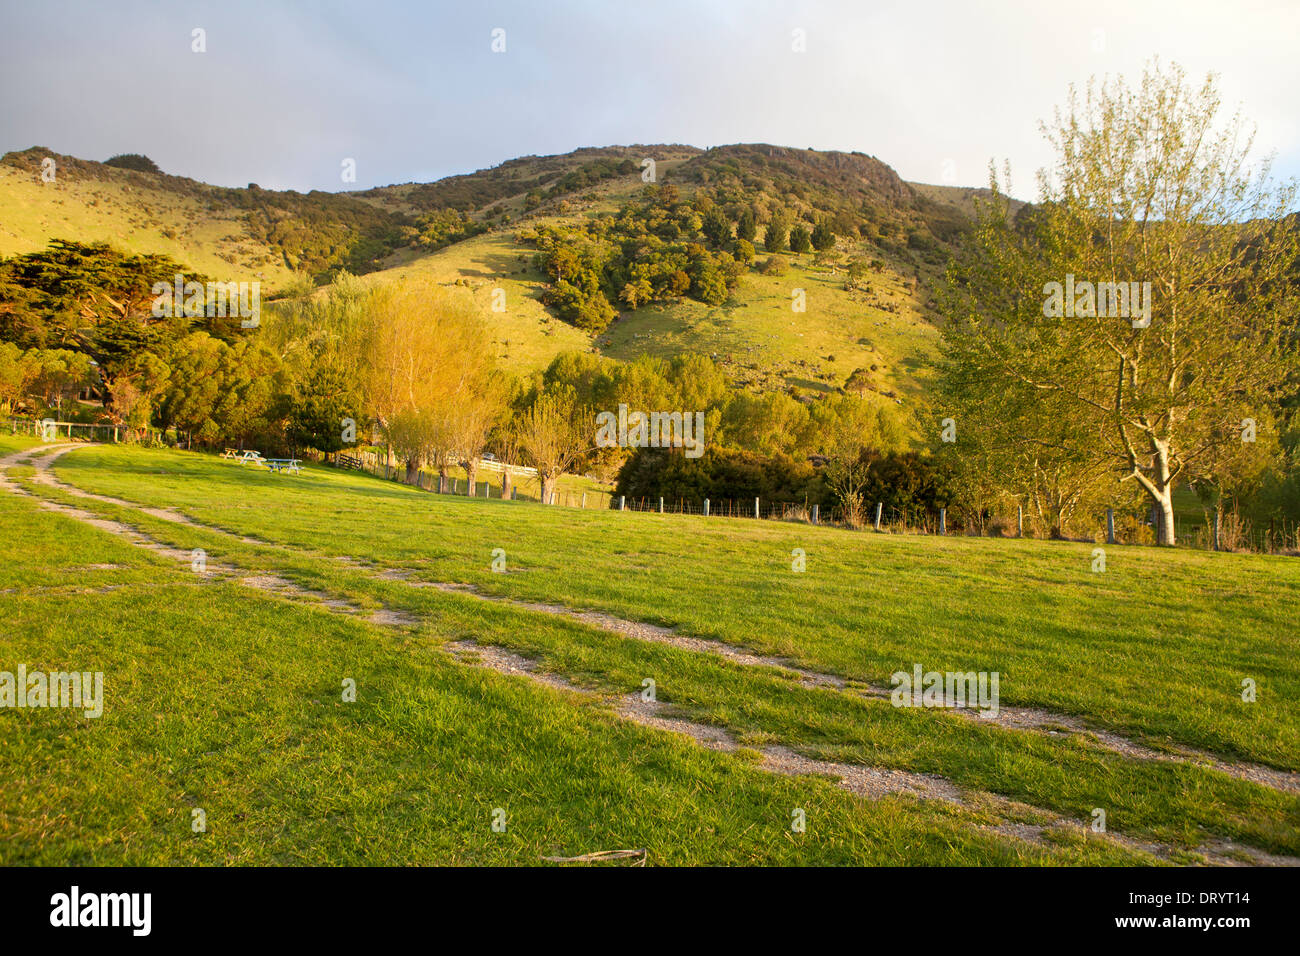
[1,436,1296,865]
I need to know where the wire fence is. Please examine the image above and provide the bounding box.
[9,418,1289,554]
[337,459,1296,555]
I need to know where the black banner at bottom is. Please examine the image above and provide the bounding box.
[0,864,1287,942]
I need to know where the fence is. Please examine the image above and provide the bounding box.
[336,456,1297,555]
[6,417,158,443]
[16,419,1277,554]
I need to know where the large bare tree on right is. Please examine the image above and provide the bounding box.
[943,62,1299,544]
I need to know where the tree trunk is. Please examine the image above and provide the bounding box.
[1152,490,1175,546]
[405,456,419,484]
[465,460,478,497]
[438,463,449,494]
[501,468,513,501]
[1150,439,1176,546]
[540,474,557,504]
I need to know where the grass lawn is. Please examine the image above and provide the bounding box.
[2,439,1296,864]
[1,444,1148,866]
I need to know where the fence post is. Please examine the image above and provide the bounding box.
[811,504,819,525]
[581,492,586,509]
[703,499,710,517]
[1017,504,1024,538]
[619,495,625,511]
[1213,507,1221,551]
[754,497,760,519]
[1106,508,1115,545]
[874,502,883,531]
[659,496,664,514]
[939,508,946,535]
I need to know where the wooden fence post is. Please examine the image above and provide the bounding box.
[1106,508,1115,545]
[1017,504,1024,538]
[581,492,586,508]
[754,497,760,519]
[939,508,946,535]
[619,495,625,511]
[811,504,819,525]
[704,499,710,517]
[659,497,664,514]
[874,502,883,531]
[1213,507,1221,551]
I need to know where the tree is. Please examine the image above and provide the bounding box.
[737,208,757,243]
[104,154,162,174]
[844,367,874,398]
[453,372,508,495]
[811,220,836,251]
[0,240,221,417]
[814,395,908,526]
[518,391,589,504]
[288,362,358,459]
[789,225,812,254]
[940,62,1300,545]
[701,207,732,247]
[619,278,653,310]
[362,280,494,483]
[763,214,788,253]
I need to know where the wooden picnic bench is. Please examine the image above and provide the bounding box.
[219,448,240,459]
[263,458,302,474]
[232,450,264,465]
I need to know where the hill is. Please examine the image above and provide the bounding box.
[0,142,997,405]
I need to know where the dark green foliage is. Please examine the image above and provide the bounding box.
[737,208,757,242]
[811,220,836,251]
[522,187,743,331]
[405,208,488,251]
[860,450,956,524]
[701,207,732,247]
[287,363,360,456]
[789,224,812,254]
[104,154,162,174]
[615,446,826,505]
[763,219,787,253]
[0,240,232,392]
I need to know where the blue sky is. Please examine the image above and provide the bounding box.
[2,0,1296,195]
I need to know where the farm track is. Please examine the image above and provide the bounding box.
[3,443,1296,866]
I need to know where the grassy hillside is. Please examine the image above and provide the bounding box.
[350,145,958,399]
[0,147,409,287]
[2,143,973,399]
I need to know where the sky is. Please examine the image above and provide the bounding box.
[1,0,1297,196]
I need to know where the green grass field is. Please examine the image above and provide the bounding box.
[2,437,1296,865]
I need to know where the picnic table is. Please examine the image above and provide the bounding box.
[263,458,302,474]
[231,450,264,465]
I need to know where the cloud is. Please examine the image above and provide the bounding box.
[1,0,1295,192]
